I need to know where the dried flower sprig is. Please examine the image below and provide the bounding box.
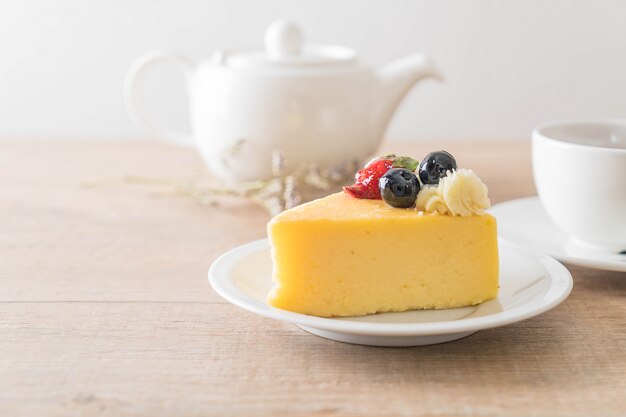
[81,150,361,217]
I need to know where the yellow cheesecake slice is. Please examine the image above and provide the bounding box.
[267,192,499,317]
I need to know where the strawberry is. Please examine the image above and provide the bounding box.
[343,155,420,199]
[343,159,394,199]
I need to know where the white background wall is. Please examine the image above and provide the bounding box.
[1,0,625,140]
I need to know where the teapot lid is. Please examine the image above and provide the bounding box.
[216,20,358,69]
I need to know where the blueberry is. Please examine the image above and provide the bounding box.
[418,150,457,185]
[378,168,420,208]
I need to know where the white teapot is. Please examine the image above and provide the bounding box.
[125,20,441,183]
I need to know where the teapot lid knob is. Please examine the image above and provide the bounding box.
[264,20,303,60]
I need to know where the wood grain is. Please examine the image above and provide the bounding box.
[0,139,624,417]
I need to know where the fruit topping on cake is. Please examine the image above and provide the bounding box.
[379,168,420,208]
[418,150,457,185]
[343,155,419,199]
[344,150,490,215]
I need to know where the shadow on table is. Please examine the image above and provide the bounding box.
[296,318,573,389]
[296,267,626,389]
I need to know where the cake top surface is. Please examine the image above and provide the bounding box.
[272,192,491,222]
[273,192,397,222]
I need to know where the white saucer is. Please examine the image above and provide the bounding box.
[490,197,626,272]
[208,239,572,347]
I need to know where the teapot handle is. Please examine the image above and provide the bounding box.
[124,50,195,147]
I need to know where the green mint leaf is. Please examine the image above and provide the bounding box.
[393,156,419,172]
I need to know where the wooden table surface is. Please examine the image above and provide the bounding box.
[1,140,624,417]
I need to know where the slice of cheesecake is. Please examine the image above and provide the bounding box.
[267,192,499,317]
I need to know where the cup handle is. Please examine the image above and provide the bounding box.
[124,50,195,147]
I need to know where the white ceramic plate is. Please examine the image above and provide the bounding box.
[490,197,626,272]
[208,239,572,347]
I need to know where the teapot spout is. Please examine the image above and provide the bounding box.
[373,54,442,137]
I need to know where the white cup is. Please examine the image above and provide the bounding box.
[532,120,626,253]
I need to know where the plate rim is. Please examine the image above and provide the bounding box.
[490,196,626,272]
[208,239,573,337]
